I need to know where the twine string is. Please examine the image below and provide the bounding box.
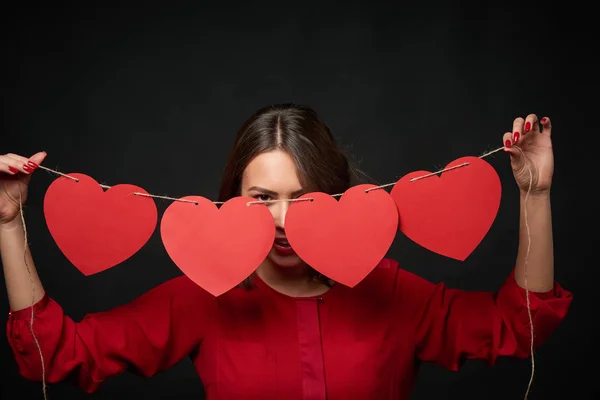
[517,146,535,400]
[19,190,48,400]
[37,146,505,206]
[247,146,506,204]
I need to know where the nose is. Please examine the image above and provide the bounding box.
[271,200,290,229]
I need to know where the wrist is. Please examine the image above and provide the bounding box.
[0,215,24,233]
[520,189,551,201]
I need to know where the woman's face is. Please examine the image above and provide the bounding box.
[240,150,305,269]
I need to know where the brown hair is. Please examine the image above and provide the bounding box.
[218,103,362,288]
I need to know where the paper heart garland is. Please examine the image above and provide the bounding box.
[43,173,158,276]
[390,156,501,261]
[160,196,275,296]
[285,184,399,287]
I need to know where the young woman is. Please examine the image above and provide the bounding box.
[1,104,571,399]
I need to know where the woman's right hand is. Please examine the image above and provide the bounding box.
[0,152,46,227]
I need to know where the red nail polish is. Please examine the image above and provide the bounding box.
[525,122,531,132]
[27,161,38,169]
[8,166,19,174]
[23,165,33,173]
[513,131,520,143]
[540,117,547,124]
[504,139,511,147]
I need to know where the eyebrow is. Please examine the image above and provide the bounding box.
[247,186,304,197]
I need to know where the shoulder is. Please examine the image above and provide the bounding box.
[348,258,401,299]
[352,258,437,299]
[356,257,411,288]
[140,274,217,309]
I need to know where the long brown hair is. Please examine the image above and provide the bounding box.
[218,103,362,288]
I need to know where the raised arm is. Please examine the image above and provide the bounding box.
[1,152,213,392]
[504,115,555,292]
[0,152,47,311]
[396,114,572,370]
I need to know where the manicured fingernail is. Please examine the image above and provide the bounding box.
[513,131,520,143]
[540,117,547,124]
[525,122,531,132]
[27,161,38,169]
[504,139,512,148]
[23,165,33,173]
[8,166,19,174]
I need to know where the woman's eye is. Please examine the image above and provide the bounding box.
[255,194,270,202]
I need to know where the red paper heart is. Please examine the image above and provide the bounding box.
[285,184,398,287]
[390,156,501,261]
[160,196,275,296]
[43,173,158,275]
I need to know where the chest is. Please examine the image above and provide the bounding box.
[194,294,417,399]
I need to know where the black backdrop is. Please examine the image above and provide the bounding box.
[1,2,595,400]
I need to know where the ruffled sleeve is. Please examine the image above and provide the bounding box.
[6,275,214,393]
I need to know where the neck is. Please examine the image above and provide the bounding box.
[256,259,330,297]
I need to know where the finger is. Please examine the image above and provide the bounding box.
[28,151,47,168]
[539,116,552,136]
[0,161,20,175]
[5,153,31,164]
[5,151,46,174]
[0,155,31,175]
[502,131,518,157]
[511,117,525,144]
[523,113,539,135]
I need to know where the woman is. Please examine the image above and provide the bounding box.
[1,104,571,399]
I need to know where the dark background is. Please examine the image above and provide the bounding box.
[1,2,595,399]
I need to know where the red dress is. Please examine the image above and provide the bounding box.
[6,258,572,399]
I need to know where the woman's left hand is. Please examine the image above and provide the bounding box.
[503,114,554,196]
